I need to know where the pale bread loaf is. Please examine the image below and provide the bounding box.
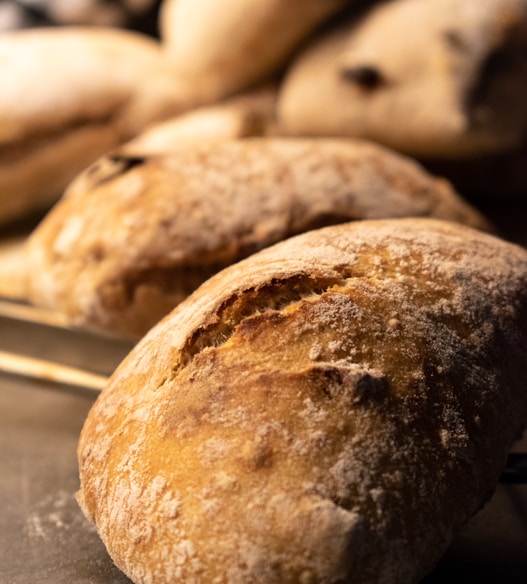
[24,138,490,338]
[0,27,192,225]
[77,218,527,584]
[122,86,278,156]
[278,0,527,158]
[159,0,350,103]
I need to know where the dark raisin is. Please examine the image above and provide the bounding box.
[341,65,383,90]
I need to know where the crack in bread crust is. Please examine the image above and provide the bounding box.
[177,275,352,368]
[176,275,348,370]
[80,154,148,190]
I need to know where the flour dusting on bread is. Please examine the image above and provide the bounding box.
[25,138,491,338]
[78,218,527,584]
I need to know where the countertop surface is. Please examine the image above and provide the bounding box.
[1,199,527,584]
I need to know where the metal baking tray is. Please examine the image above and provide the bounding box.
[1,200,527,584]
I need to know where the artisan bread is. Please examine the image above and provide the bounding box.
[77,218,527,584]
[123,86,278,155]
[24,138,490,338]
[0,26,191,225]
[278,0,527,159]
[159,0,350,103]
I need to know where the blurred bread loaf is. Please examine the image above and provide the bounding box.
[0,0,159,30]
[123,86,278,155]
[278,0,527,159]
[159,0,351,103]
[24,138,490,338]
[77,218,527,584]
[0,26,192,225]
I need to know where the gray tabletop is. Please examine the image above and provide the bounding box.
[1,202,527,584]
[0,318,133,584]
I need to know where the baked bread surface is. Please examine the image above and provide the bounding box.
[278,0,527,158]
[160,0,349,102]
[122,86,278,155]
[77,218,527,584]
[25,138,490,338]
[0,26,190,224]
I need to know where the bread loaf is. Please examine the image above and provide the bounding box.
[278,0,527,159]
[24,138,490,338]
[159,0,350,103]
[122,86,278,156]
[0,26,191,224]
[77,218,527,584]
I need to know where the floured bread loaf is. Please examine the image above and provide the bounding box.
[24,138,490,338]
[278,0,527,159]
[123,86,278,155]
[77,218,527,584]
[0,26,192,225]
[159,0,350,103]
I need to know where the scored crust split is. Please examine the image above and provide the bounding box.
[0,26,193,225]
[77,218,527,584]
[278,0,527,159]
[24,138,491,338]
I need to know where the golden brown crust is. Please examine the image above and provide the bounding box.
[77,218,527,584]
[24,138,490,338]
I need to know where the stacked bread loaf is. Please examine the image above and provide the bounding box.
[0,26,193,225]
[3,0,527,226]
[1,1,526,582]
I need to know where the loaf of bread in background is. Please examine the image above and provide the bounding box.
[159,0,351,103]
[278,0,527,159]
[24,138,490,338]
[0,0,159,30]
[0,26,193,225]
[77,218,527,584]
[122,85,278,155]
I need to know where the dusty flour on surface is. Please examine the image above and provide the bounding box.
[26,488,95,540]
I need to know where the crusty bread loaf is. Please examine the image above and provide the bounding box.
[24,138,490,338]
[278,0,527,159]
[77,218,527,584]
[0,26,192,225]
